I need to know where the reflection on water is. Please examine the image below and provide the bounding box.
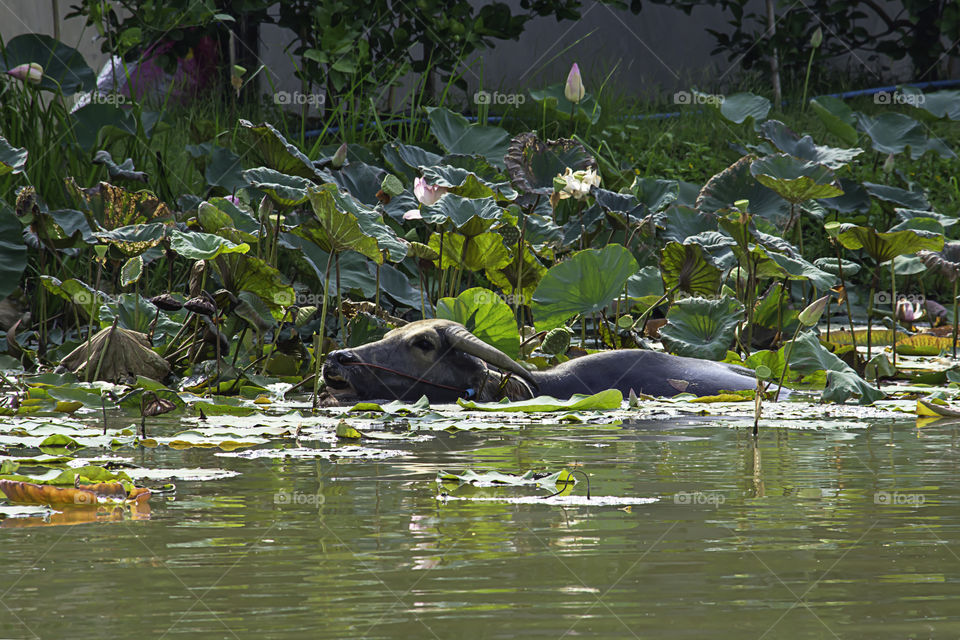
[3,416,960,638]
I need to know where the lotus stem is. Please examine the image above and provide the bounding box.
[890,260,897,369]
[775,319,805,399]
[312,250,335,411]
[835,245,856,351]
[953,278,958,359]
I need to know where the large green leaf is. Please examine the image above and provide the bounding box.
[301,185,381,262]
[696,156,791,227]
[857,113,955,159]
[660,296,744,361]
[660,242,722,296]
[69,104,140,151]
[381,142,443,183]
[169,229,250,260]
[0,137,27,176]
[786,332,884,404]
[436,287,521,357]
[809,96,858,146]
[531,244,639,330]
[716,91,770,124]
[421,164,516,201]
[326,161,386,206]
[212,254,293,320]
[420,194,504,237]
[0,204,26,301]
[428,231,510,271]
[750,154,843,203]
[765,252,837,290]
[757,120,863,169]
[242,167,313,208]
[862,182,930,210]
[0,34,95,95]
[661,204,718,243]
[825,222,944,263]
[238,120,319,178]
[426,107,511,168]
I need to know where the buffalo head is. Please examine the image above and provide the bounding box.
[322,319,535,402]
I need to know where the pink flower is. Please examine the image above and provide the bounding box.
[564,63,584,103]
[224,195,241,206]
[403,209,423,221]
[897,299,920,323]
[6,63,43,85]
[413,177,447,206]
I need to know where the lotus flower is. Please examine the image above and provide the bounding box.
[6,63,43,85]
[896,299,920,323]
[331,143,348,169]
[413,177,447,206]
[554,167,600,201]
[564,63,585,103]
[402,209,423,221]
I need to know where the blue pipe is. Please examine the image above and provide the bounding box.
[302,79,960,139]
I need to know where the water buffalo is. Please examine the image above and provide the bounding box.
[322,319,761,403]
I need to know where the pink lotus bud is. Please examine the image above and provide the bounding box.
[413,177,447,206]
[7,63,43,85]
[403,209,423,221]
[564,63,585,104]
[897,299,919,323]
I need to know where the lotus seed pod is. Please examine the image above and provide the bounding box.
[541,327,571,356]
[497,224,521,246]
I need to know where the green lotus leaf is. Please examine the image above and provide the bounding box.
[238,120,319,179]
[0,203,26,301]
[785,332,884,405]
[0,137,27,176]
[660,296,744,361]
[696,156,791,227]
[299,185,381,263]
[818,178,871,213]
[422,164,517,202]
[381,142,443,183]
[813,257,860,277]
[895,208,958,229]
[426,107,511,168]
[660,242,722,297]
[485,245,547,303]
[531,244,639,331]
[65,179,172,230]
[863,183,930,210]
[661,204,718,244]
[170,229,250,260]
[436,287,521,357]
[750,154,843,203]
[808,96,859,146]
[327,161,387,206]
[631,177,679,212]
[856,112,955,159]
[120,255,143,286]
[242,167,313,208]
[716,91,770,124]
[428,231,510,272]
[824,222,944,263]
[757,120,863,169]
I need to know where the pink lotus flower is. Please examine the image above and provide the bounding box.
[403,209,423,221]
[897,299,921,323]
[224,195,241,206]
[413,177,447,206]
[564,63,584,103]
[6,63,43,85]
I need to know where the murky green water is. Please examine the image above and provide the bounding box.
[2,413,959,639]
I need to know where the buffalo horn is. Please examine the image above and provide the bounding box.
[444,325,537,386]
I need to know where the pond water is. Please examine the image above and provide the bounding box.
[2,410,959,639]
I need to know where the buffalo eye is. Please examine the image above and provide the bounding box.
[413,338,435,352]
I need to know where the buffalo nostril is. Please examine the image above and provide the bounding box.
[329,350,359,365]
